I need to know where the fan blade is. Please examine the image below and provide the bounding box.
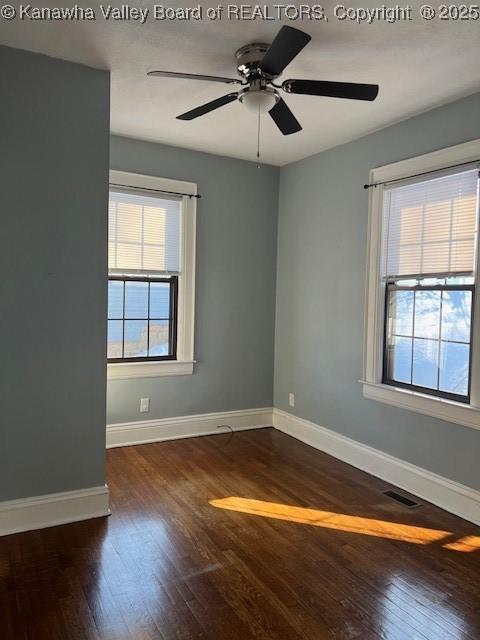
[259,26,311,77]
[269,98,302,135]
[177,92,239,120]
[148,70,241,85]
[283,79,379,101]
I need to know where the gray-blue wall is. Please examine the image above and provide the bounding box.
[275,92,480,491]
[108,136,279,424]
[0,47,110,501]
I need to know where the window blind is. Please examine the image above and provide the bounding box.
[108,189,182,275]
[384,168,479,280]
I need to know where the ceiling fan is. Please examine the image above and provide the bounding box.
[148,25,379,135]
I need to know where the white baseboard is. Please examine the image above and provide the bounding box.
[0,485,110,537]
[106,407,273,448]
[273,409,480,527]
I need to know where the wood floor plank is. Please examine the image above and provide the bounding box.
[1,428,479,639]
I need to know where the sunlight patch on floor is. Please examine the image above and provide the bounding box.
[442,536,480,552]
[209,497,480,552]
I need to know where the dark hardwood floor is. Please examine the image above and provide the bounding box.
[1,427,480,639]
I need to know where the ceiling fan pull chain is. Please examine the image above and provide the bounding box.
[257,104,261,168]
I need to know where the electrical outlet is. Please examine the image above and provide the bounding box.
[140,398,150,413]
[288,393,295,408]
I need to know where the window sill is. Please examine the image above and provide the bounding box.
[108,360,194,380]
[361,381,480,431]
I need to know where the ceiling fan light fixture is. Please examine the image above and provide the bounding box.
[239,87,279,113]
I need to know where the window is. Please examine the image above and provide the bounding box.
[107,171,196,379]
[363,140,480,429]
[382,169,478,403]
[107,276,178,362]
[384,278,474,402]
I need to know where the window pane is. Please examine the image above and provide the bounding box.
[412,338,438,389]
[389,290,414,336]
[108,281,123,319]
[441,290,472,343]
[125,281,148,319]
[107,320,123,359]
[116,204,142,242]
[143,245,166,271]
[439,342,469,396]
[115,243,142,270]
[149,320,170,356]
[124,320,148,357]
[414,291,441,339]
[150,282,170,318]
[387,336,412,384]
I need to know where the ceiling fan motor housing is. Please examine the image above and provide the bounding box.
[235,43,271,79]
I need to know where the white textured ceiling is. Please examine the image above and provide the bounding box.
[1,1,479,165]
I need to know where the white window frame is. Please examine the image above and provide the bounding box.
[107,170,196,380]
[362,139,480,430]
